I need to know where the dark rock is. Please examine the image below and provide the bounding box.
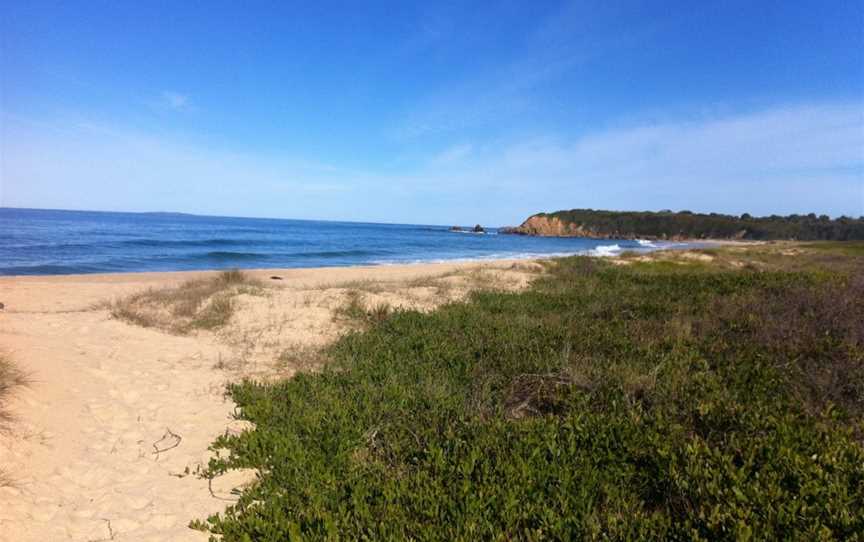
[449,226,463,232]
[472,224,485,233]
[498,226,523,235]
[269,276,283,280]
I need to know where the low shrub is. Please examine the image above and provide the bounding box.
[194,255,864,540]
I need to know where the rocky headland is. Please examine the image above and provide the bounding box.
[499,209,864,241]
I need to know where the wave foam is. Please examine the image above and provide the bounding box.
[590,244,622,257]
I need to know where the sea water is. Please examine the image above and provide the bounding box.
[0,208,682,275]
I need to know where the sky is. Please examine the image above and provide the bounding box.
[1,1,863,226]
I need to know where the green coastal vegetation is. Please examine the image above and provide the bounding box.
[192,243,864,540]
[514,209,864,240]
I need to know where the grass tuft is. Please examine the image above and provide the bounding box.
[0,352,28,431]
[217,269,249,285]
[1,352,29,487]
[109,270,262,334]
[276,344,331,373]
[334,290,392,328]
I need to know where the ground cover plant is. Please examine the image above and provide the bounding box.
[194,245,864,540]
[110,269,263,334]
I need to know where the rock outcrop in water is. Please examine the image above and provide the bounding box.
[449,225,486,234]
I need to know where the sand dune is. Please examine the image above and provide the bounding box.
[0,260,539,541]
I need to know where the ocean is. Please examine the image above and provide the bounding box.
[0,208,681,276]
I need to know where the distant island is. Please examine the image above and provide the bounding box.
[500,209,864,241]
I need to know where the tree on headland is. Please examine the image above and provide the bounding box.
[508,209,864,241]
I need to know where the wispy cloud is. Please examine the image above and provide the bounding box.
[493,103,863,180]
[3,102,861,224]
[1,114,353,218]
[391,3,660,140]
[161,91,190,111]
[393,66,548,139]
[431,143,473,164]
[411,102,864,221]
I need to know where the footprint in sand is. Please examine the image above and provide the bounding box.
[125,495,152,511]
[65,518,112,540]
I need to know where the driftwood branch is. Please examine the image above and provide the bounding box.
[152,428,182,460]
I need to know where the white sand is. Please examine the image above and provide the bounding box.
[0,260,539,541]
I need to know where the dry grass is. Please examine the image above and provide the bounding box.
[702,272,864,418]
[107,265,542,379]
[276,344,331,374]
[328,279,392,295]
[0,352,28,431]
[1,352,28,487]
[333,290,392,328]
[616,241,864,273]
[109,270,264,334]
[330,264,544,305]
[330,266,545,331]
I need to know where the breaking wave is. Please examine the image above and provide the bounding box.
[589,244,622,257]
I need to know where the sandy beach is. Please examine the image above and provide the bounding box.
[0,260,540,541]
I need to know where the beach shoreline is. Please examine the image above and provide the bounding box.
[0,258,532,282]
[0,258,542,541]
[0,243,769,541]
[0,237,760,282]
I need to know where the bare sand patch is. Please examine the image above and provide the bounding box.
[0,260,539,541]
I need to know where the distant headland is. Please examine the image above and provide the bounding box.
[500,209,864,241]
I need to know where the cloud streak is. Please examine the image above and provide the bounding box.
[431,143,473,165]
[2,102,862,225]
[161,91,190,111]
[456,103,862,219]
[391,2,661,140]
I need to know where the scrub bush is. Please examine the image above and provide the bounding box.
[195,252,864,541]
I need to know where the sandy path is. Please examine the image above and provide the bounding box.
[0,295,235,540]
[0,261,538,541]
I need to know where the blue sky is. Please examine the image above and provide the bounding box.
[2,1,862,225]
